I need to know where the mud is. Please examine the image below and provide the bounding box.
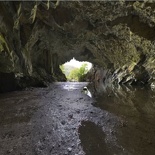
[0,82,155,155]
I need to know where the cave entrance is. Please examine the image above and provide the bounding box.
[60,58,92,82]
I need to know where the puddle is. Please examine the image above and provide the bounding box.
[78,121,110,155]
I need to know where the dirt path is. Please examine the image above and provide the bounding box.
[0,82,155,155]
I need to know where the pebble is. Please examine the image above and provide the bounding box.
[68,114,73,119]
[76,110,80,114]
[7,149,13,154]
[67,147,72,152]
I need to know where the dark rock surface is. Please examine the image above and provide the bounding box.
[1,1,155,90]
[0,72,16,93]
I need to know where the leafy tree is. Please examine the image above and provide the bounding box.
[79,64,88,76]
[78,64,88,81]
[67,68,79,81]
[60,63,89,81]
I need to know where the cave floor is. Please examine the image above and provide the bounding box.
[0,82,155,155]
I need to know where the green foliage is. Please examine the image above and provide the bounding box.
[60,63,89,82]
[68,68,79,81]
[60,65,65,73]
[79,63,88,76]
[77,63,89,81]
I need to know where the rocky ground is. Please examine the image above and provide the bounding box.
[0,82,155,155]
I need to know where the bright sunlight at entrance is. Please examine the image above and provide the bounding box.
[60,58,92,82]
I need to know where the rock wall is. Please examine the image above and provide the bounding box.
[0,1,155,91]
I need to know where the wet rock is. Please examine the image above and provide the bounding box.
[6,149,13,154]
[76,110,80,114]
[71,143,75,147]
[61,120,66,125]
[67,147,72,152]
[1,1,155,91]
[1,82,155,155]
[120,120,127,127]
[68,114,73,119]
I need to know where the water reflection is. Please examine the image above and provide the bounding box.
[88,82,155,155]
[78,121,112,155]
[61,82,88,91]
[91,83,155,123]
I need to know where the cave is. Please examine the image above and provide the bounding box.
[0,1,155,92]
[0,1,155,155]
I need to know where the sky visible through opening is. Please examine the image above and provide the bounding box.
[60,58,92,82]
[64,58,92,70]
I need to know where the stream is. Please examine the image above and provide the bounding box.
[0,82,155,155]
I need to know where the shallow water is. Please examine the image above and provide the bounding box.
[0,82,155,155]
[79,121,109,155]
[83,83,155,155]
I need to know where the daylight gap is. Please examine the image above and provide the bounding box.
[60,58,92,82]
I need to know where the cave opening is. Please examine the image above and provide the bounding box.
[60,58,92,82]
